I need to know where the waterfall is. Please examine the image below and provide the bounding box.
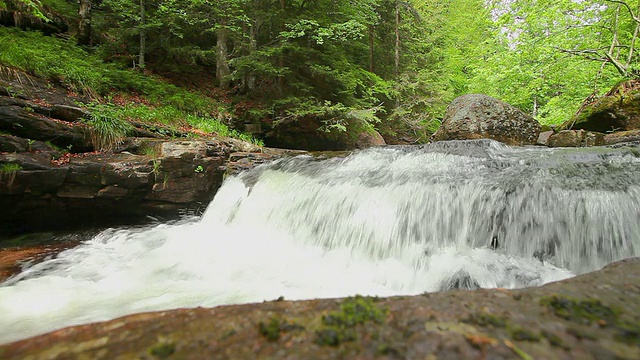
[1,139,639,344]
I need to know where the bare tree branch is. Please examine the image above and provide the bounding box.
[604,0,640,23]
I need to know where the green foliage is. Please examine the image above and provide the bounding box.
[0,163,22,173]
[84,103,133,152]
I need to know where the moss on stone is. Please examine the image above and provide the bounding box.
[464,312,507,328]
[614,320,640,345]
[567,327,597,341]
[541,330,567,349]
[258,316,304,342]
[314,296,387,347]
[509,326,541,342]
[148,342,175,359]
[540,295,620,325]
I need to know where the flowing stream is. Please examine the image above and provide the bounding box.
[2,139,640,344]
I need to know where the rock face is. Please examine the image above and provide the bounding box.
[1,258,638,359]
[432,94,541,146]
[547,129,606,148]
[0,139,228,235]
[262,116,385,151]
[559,81,640,133]
[604,129,640,145]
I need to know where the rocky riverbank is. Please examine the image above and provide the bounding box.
[1,258,638,359]
[0,70,304,236]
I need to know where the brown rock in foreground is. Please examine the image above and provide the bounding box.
[1,259,639,360]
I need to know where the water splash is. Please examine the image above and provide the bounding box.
[1,139,639,344]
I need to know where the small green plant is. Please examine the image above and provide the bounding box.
[0,162,22,186]
[0,163,22,173]
[84,103,133,152]
[194,165,204,173]
[26,138,34,151]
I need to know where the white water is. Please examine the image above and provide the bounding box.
[2,139,640,344]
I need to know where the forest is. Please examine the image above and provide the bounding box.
[0,0,638,146]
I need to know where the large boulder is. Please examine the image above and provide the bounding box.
[1,258,638,359]
[432,94,541,146]
[559,81,640,133]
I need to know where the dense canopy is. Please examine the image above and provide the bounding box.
[1,0,637,142]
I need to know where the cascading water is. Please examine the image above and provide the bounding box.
[1,139,639,344]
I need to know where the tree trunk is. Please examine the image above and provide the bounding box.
[216,26,231,90]
[369,25,374,73]
[246,23,257,91]
[394,0,400,77]
[139,0,146,69]
[77,0,92,46]
[278,0,286,93]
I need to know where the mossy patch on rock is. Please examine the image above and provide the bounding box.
[561,82,640,133]
[148,342,175,359]
[315,296,387,347]
[464,311,507,328]
[541,330,568,349]
[540,295,620,325]
[258,316,304,342]
[509,326,541,342]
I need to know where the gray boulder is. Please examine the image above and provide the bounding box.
[432,94,541,146]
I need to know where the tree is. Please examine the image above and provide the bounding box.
[77,0,92,46]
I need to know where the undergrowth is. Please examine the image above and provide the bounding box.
[0,27,262,145]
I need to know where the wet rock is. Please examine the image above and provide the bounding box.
[432,94,541,146]
[547,130,605,147]
[0,140,227,235]
[604,129,640,145]
[1,258,638,359]
[437,270,480,291]
[537,130,554,146]
[0,103,92,152]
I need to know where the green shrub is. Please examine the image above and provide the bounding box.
[85,104,133,152]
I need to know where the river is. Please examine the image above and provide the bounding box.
[1,139,639,344]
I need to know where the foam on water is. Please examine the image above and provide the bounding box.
[1,139,639,344]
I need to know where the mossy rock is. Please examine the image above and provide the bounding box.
[560,88,640,133]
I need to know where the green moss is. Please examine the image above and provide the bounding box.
[567,327,596,341]
[540,295,620,325]
[464,312,507,328]
[541,330,567,349]
[148,342,175,359]
[509,326,541,342]
[614,320,640,345]
[315,327,356,346]
[220,329,237,340]
[376,343,401,356]
[258,316,304,342]
[314,296,387,347]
